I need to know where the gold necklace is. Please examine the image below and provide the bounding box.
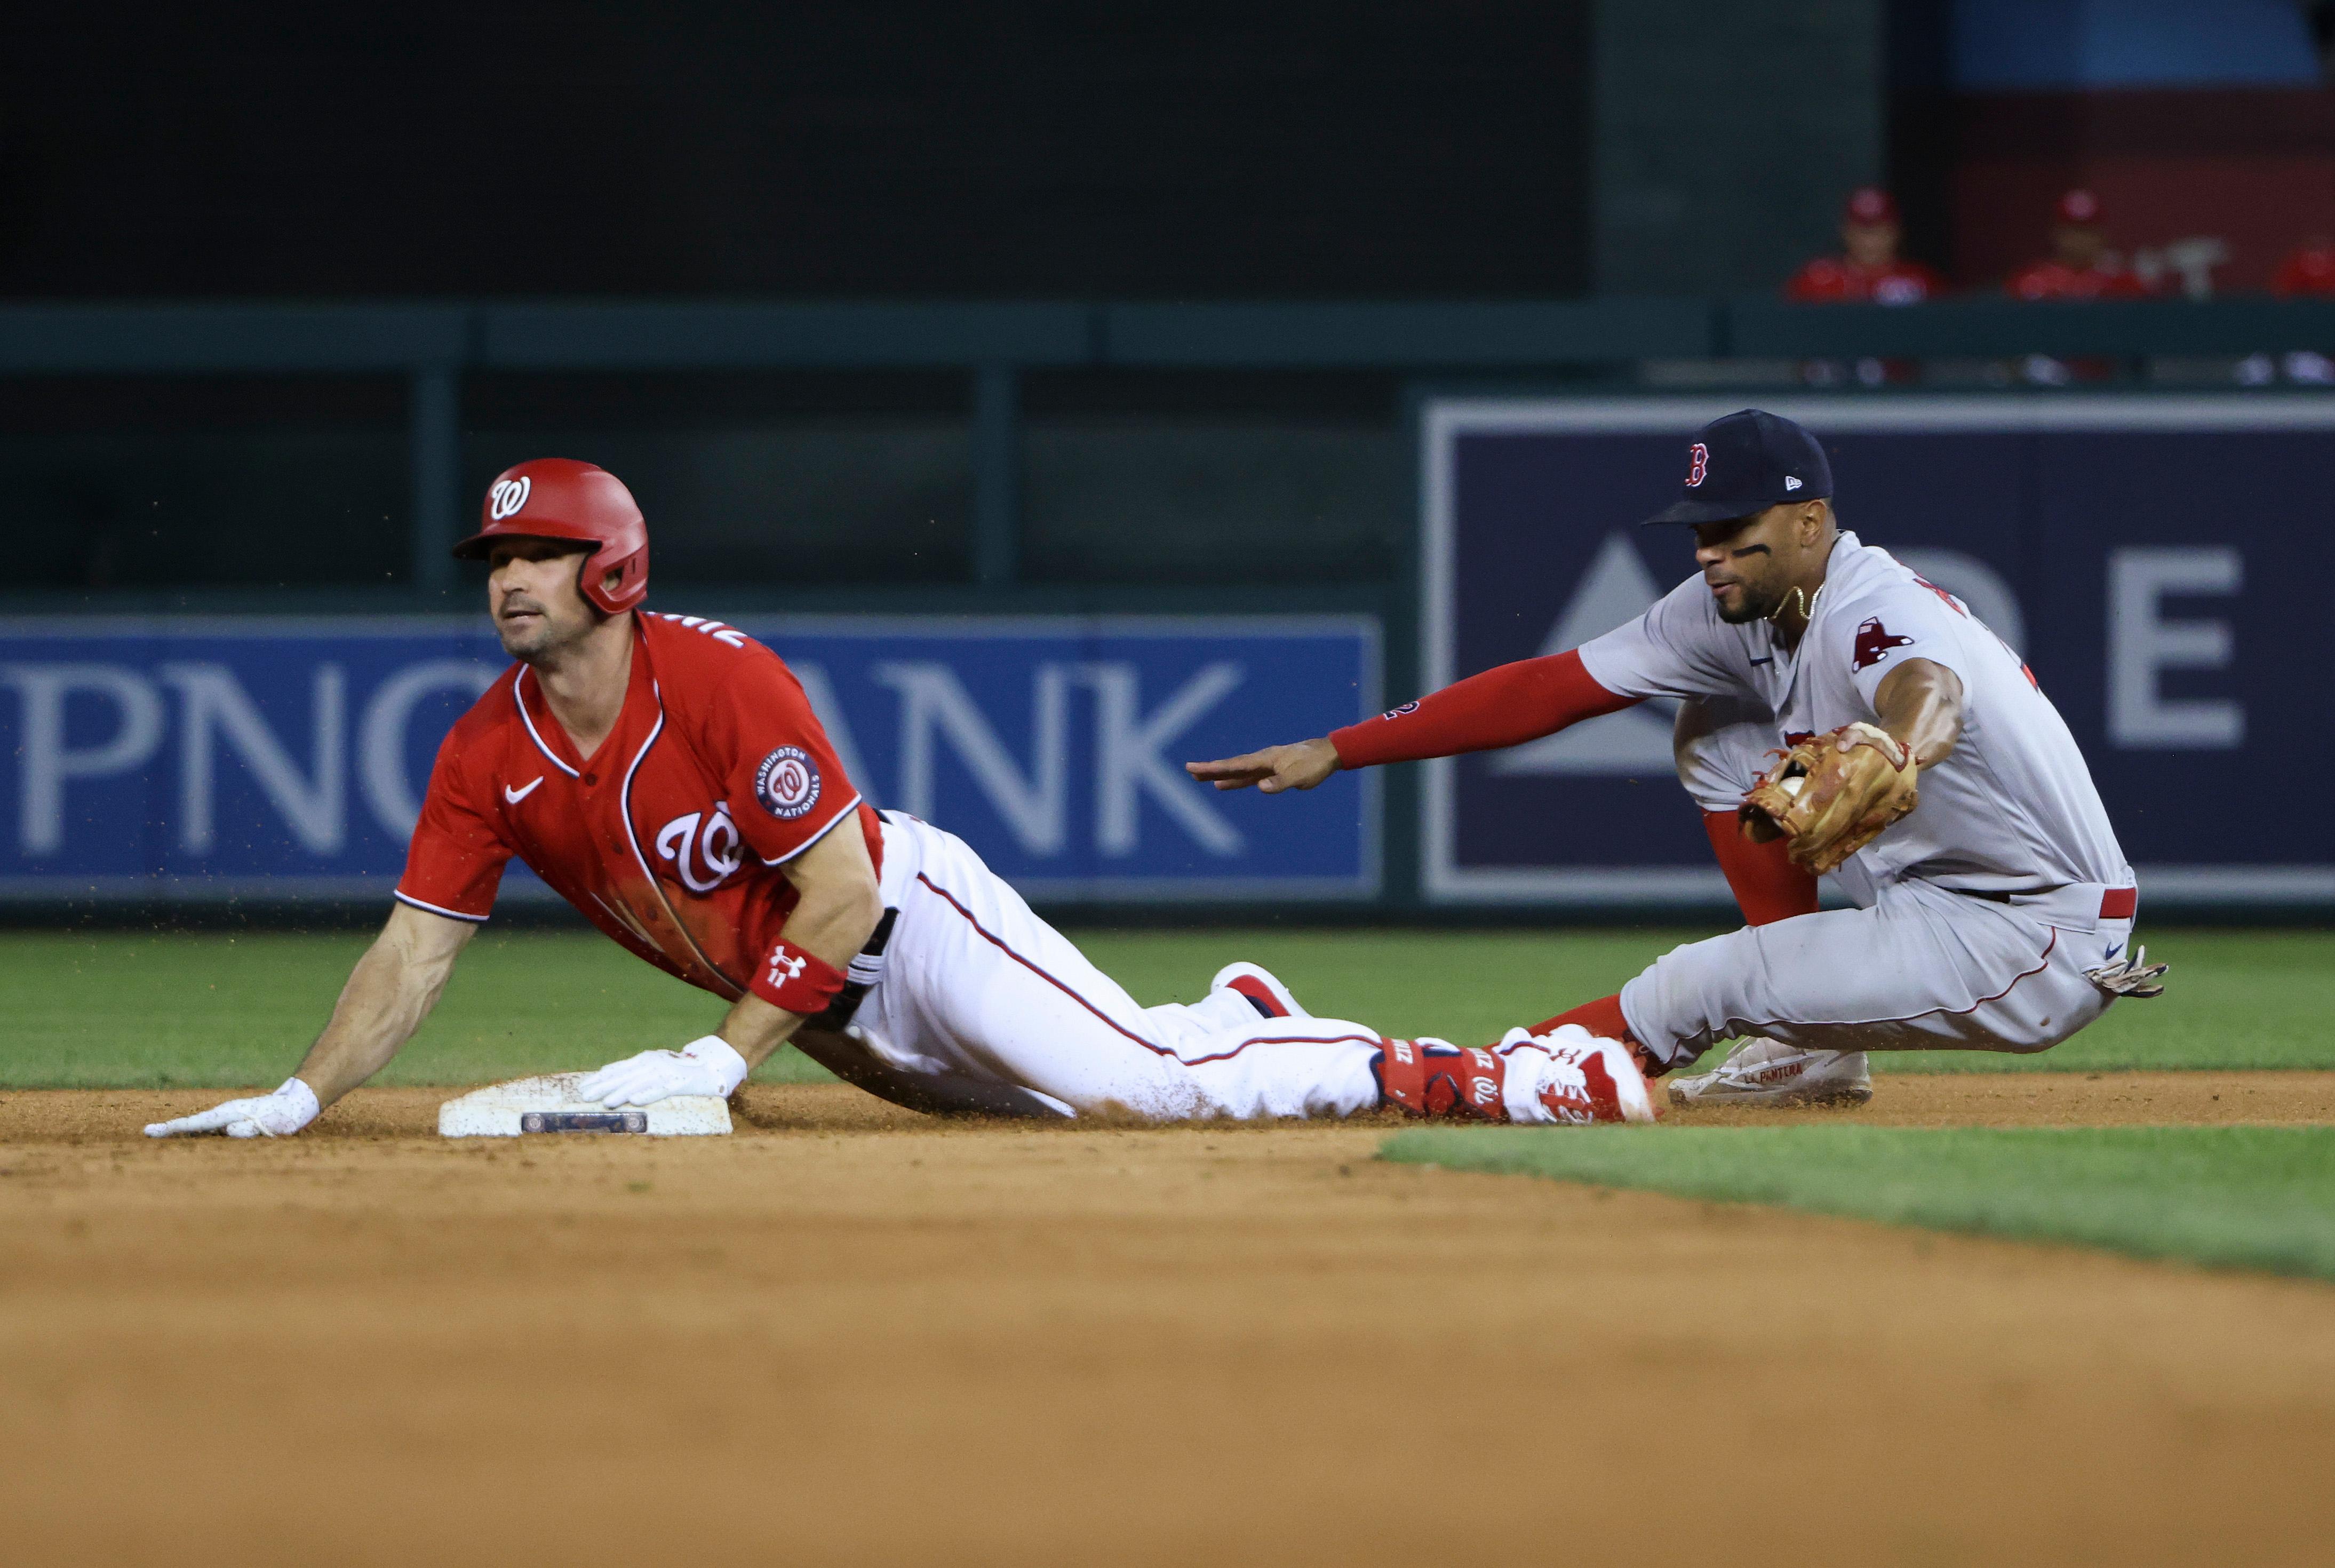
[1767,582,1821,629]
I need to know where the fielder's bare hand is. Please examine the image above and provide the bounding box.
[1184,737,1341,793]
[144,1078,321,1139]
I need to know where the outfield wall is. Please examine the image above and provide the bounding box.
[4,393,2329,916]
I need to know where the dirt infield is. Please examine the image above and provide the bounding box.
[4,1075,2333,1566]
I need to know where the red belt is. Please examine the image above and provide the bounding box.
[2099,887,2138,920]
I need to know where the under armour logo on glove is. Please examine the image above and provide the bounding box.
[766,944,809,988]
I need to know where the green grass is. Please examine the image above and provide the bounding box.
[1382,1125,2335,1282]
[2,926,2330,1088]
[0,930,833,1089]
[1076,927,2335,1075]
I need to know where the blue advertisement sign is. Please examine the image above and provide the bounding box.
[0,615,1378,905]
[1422,395,2335,908]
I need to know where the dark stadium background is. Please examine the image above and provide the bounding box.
[4,0,2331,918]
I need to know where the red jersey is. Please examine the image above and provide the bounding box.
[1783,257,1946,305]
[2004,260,2151,301]
[395,611,882,1008]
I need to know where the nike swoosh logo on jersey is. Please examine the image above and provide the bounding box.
[504,777,544,805]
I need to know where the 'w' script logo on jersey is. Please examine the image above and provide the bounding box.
[655,805,744,894]
[1685,442,1710,487]
[1851,617,1916,672]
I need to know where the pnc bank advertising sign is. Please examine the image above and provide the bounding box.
[1423,395,2335,908]
[0,615,1378,905]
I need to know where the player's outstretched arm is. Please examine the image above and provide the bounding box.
[1188,650,1640,793]
[1184,737,1342,793]
[581,816,884,1108]
[144,902,478,1138]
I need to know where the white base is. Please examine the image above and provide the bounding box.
[437,1073,733,1137]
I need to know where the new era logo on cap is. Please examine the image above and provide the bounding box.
[1784,475,1802,491]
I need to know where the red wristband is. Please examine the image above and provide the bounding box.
[751,938,849,1014]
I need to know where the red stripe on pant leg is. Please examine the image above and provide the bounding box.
[914,873,1370,1073]
[1181,1032,1380,1067]
[1722,928,2060,1033]
[913,872,1174,1058]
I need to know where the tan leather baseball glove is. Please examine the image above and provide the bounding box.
[1739,722,1919,875]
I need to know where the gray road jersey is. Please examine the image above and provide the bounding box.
[1577,532,2130,894]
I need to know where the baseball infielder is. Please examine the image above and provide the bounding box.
[147,459,1655,1140]
[1190,409,2165,1105]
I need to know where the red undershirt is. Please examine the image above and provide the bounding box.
[1328,650,1637,767]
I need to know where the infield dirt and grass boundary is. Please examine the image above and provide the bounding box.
[4,1077,2333,1567]
[10,927,2334,1564]
[1385,1123,2335,1281]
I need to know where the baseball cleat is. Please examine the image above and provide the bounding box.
[1210,961,1309,1021]
[1374,1027,1657,1125]
[1666,1038,1872,1108]
[1508,1026,1660,1125]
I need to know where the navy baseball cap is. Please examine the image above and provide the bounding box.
[1641,409,1834,526]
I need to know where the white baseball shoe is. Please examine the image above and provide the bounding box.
[1209,961,1310,1021]
[1666,1038,1872,1108]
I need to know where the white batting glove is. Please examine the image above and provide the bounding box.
[144,1078,322,1140]
[579,1036,750,1108]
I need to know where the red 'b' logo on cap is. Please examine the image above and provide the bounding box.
[1686,443,1709,487]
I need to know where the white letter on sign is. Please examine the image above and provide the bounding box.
[161,663,347,854]
[358,659,499,837]
[2107,547,2243,749]
[0,665,166,855]
[1081,662,1244,857]
[872,663,1069,855]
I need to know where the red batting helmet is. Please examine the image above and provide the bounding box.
[451,458,649,615]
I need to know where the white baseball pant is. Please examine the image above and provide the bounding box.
[822,813,1390,1120]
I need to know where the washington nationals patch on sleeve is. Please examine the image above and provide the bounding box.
[754,745,822,819]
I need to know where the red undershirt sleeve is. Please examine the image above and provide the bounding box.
[1327,649,1641,768]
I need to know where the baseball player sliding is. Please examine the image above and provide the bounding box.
[148,459,1656,1140]
[1190,409,2165,1106]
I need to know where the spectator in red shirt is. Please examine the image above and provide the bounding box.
[1785,187,1947,304]
[2273,237,2335,297]
[2005,189,2153,300]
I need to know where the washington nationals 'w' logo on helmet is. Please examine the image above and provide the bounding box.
[488,476,531,520]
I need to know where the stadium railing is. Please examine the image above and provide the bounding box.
[3,296,2332,599]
